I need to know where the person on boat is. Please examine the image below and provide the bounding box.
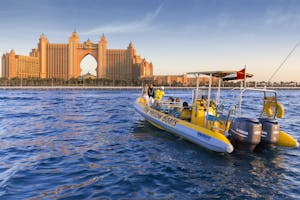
[171,97,181,118]
[148,84,155,98]
[168,96,174,103]
[210,100,216,109]
[183,101,189,109]
[148,84,155,106]
[142,83,148,94]
[155,86,165,101]
[152,86,165,110]
[180,102,192,121]
[142,84,149,104]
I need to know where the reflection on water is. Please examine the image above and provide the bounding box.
[0,89,299,199]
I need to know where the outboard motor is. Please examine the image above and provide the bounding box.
[229,118,262,151]
[258,118,280,145]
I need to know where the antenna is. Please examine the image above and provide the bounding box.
[267,40,300,83]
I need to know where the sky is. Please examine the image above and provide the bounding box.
[0,0,300,81]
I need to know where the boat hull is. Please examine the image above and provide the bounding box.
[134,98,234,153]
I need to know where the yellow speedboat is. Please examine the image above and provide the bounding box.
[134,70,299,153]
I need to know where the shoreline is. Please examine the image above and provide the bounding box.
[0,86,300,90]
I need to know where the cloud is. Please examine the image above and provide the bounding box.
[264,8,300,26]
[82,4,163,35]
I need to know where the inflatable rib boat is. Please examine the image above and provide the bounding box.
[134,71,299,153]
[134,97,234,153]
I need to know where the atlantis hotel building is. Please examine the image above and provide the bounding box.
[2,32,153,80]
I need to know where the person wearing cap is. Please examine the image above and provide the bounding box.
[155,86,165,101]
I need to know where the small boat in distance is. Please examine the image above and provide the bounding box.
[134,70,299,153]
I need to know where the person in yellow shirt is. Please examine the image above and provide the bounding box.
[155,86,165,101]
[152,86,165,110]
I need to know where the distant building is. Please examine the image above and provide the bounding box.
[152,74,218,86]
[153,74,187,86]
[2,32,153,80]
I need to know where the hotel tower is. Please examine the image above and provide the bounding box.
[2,32,153,80]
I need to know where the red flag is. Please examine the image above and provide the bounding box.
[237,68,245,80]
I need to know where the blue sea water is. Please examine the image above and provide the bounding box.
[0,89,299,199]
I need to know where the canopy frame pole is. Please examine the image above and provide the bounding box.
[204,73,213,128]
[239,81,243,117]
[207,73,212,110]
[216,78,221,105]
[194,74,200,104]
